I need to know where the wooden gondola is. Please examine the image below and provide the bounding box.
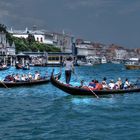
[15,63,23,69]
[0,66,10,71]
[51,73,140,96]
[0,72,60,88]
[22,66,30,70]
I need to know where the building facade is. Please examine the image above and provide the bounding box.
[9,28,74,53]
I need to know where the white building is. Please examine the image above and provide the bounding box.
[6,42,15,55]
[0,32,7,55]
[115,49,128,60]
[8,28,74,53]
[76,44,96,56]
[9,28,54,45]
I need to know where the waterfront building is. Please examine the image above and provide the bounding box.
[76,41,96,56]
[17,51,73,66]
[52,32,73,53]
[0,32,7,55]
[9,27,54,45]
[0,32,15,65]
[8,27,74,53]
[115,49,128,60]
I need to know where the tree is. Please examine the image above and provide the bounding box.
[27,33,35,45]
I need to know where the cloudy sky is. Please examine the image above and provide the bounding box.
[0,0,140,48]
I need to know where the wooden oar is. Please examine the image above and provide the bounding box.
[0,80,9,89]
[73,73,99,98]
[82,81,99,98]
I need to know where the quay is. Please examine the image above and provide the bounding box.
[0,52,75,67]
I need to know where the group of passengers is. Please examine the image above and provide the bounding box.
[3,71,48,82]
[86,77,132,90]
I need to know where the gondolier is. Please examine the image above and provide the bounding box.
[64,56,74,84]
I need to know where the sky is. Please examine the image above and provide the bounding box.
[0,0,140,48]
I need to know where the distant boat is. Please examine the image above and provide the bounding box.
[111,59,121,64]
[0,65,9,71]
[101,56,107,64]
[15,63,23,69]
[125,64,140,70]
[125,58,140,70]
[77,60,92,66]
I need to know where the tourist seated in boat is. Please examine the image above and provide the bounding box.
[115,77,123,89]
[83,80,103,90]
[34,71,41,80]
[108,80,115,89]
[102,81,110,90]
[23,63,30,70]
[88,79,96,88]
[102,77,107,84]
[101,77,110,89]
[14,73,21,82]
[28,72,33,80]
[94,80,103,90]
[2,64,7,68]
[4,75,15,82]
[123,78,131,89]
[21,74,27,81]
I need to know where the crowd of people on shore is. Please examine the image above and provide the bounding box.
[3,71,49,82]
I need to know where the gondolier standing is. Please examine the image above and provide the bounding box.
[64,56,74,84]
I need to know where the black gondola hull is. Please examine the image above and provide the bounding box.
[51,73,140,96]
[0,72,60,88]
[0,79,50,88]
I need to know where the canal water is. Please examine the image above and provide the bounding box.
[0,64,140,140]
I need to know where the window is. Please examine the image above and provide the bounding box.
[40,37,43,42]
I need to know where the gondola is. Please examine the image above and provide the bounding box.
[0,72,60,88]
[15,63,23,69]
[22,66,30,70]
[0,66,10,71]
[51,73,140,96]
[125,64,140,70]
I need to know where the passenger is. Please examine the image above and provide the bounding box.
[115,77,123,89]
[102,81,109,90]
[102,77,107,85]
[34,71,40,80]
[4,75,12,82]
[124,78,131,89]
[108,80,115,89]
[2,64,7,68]
[94,80,103,90]
[88,79,96,88]
[14,74,20,82]
[28,72,33,80]
[21,74,26,81]
[11,74,15,82]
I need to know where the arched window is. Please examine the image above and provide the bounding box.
[40,37,43,42]
[37,37,39,42]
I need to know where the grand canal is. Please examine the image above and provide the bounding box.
[0,64,140,140]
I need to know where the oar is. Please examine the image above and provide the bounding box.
[82,80,99,98]
[0,80,9,89]
[73,73,99,98]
